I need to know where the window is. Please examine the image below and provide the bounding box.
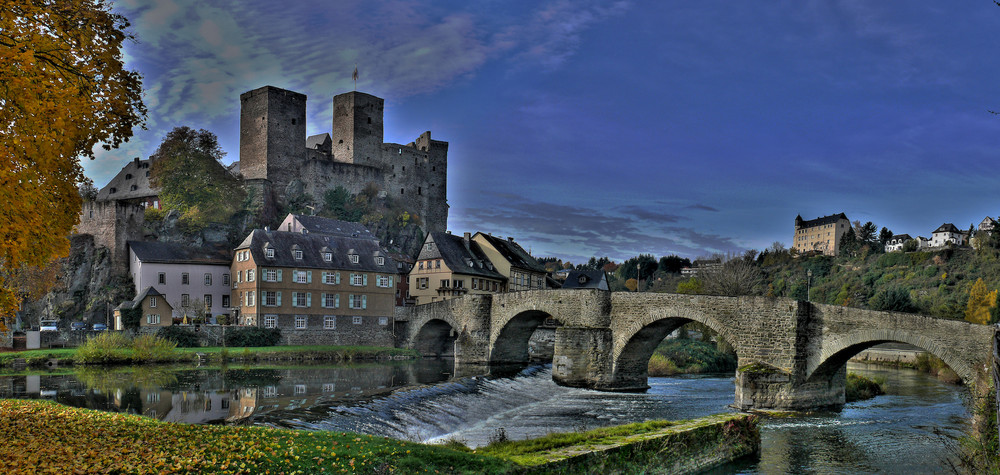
[110,187,116,194]
[204,273,212,286]
[263,386,277,397]
[263,291,279,307]
[294,384,306,395]
[158,272,166,285]
[146,392,158,403]
[324,252,332,262]
[204,295,212,309]
[295,315,307,329]
[376,275,392,288]
[181,294,190,307]
[440,279,450,288]
[248,269,255,282]
[349,294,367,309]
[246,291,255,307]
[264,269,280,282]
[454,279,464,289]
[417,277,428,289]
[353,316,363,325]
[323,272,340,284]
[265,248,274,259]
[237,271,242,283]
[376,256,385,266]
[472,279,479,290]
[349,254,359,264]
[223,274,230,286]
[379,317,388,326]
[182,273,189,285]
[294,250,303,260]
[293,292,310,308]
[418,262,424,270]
[222,295,230,308]
[323,293,339,308]
[350,273,365,286]
[147,314,160,325]
[264,314,276,328]
[435,260,441,269]
[295,270,309,283]
[324,316,336,330]
[150,296,157,308]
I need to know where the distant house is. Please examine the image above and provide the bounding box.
[979,216,997,233]
[113,287,173,330]
[884,234,912,253]
[792,213,851,256]
[278,214,375,239]
[931,223,964,248]
[97,157,160,209]
[408,232,506,305]
[472,232,548,292]
[681,258,722,277]
[561,270,610,290]
[128,241,233,321]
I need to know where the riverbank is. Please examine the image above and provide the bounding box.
[648,338,737,376]
[0,399,758,474]
[0,344,418,368]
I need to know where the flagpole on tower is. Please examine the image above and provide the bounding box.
[352,64,358,91]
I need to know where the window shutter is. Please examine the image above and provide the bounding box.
[362,295,367,309]
[276,292,282,306]
[322,272,328,283]
[336,294,340,308]
[291,292,297,306]
[306,293,312,307]
[277,270,283,282]
[307,271,313,283]
[336,272,341,284]
[389,276,394,286]
[363,274,368,286]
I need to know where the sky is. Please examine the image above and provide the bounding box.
[85,0,1000,264]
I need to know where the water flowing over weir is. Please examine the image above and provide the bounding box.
[266,365,739,448]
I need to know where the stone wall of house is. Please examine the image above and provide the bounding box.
[75,200,146,271]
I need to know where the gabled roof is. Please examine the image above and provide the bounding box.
[306,133,332,150]
[473,233,547,273]
[117,287,168,310]
[796,213,849,228]
[933,223,960,234]
[96,157,158,202]
[128,241,230,265]
[286,214,375,239]
[235,229,397,272]
[890,234,912,241]
[561,270,609,290]
[416,232,505,280]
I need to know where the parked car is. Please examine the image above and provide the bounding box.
[39,322,58,332]
[92,323,107,331]
[70,322,87,331]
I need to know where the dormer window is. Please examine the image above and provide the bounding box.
[376,256,385,266]
[324,252,332,262]
[302,229,308,235]
[265,248,274,259]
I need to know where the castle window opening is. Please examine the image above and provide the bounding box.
[432,166,436,171]
[367,117,371,124]
[125,174,132,180]
[400,188,404,195]
[398,148,402,155]
[130,185,137,191]
[110,188,117,194]
[291,119,296,125]
[338,139,343,144]
[146,171,150,177]
[418,187,422,195]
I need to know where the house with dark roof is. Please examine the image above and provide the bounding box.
[231,228,398,344]
[97,157,160,209]
[931,223,964,248]
[560,270,610,291]
[113,287,173,330]
[472,232,548,292]
[278,214,375,239]
[884,234,913,253]
[128,241,233,322]
[792,213,851,256]
[408,232,505,305]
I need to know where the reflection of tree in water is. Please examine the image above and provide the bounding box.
[74,367,179,393]
[224,369,282,387]
[118,388,142,414]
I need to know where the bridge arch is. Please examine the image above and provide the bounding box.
[611,305,742,390]
[806,328,974,385]
[489,309,559,365]
[413,318,458,357]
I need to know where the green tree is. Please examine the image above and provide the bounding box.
[658,255,691,274]
[840,226,859,257]
[857,221,879,250]
[0,0,146,324]
[617,254,659,283]
[902,239,918,252]
[879,227,893,249]
[869,287,916,313]
[149,127,244,229]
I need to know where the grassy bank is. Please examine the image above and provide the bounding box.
[0,399,759,474]
[648,338,737,376]
[0,343,418,368]
[845,372,887,403]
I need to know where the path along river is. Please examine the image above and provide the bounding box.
[0,359,968,472]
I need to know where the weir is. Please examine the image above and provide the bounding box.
[395,290,996,411]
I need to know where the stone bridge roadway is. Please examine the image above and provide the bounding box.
[394,290,995,410]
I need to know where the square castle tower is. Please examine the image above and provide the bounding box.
[238,85,448,234]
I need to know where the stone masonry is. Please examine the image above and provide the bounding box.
[396,290,996,411]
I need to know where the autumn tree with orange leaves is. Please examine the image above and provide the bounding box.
[0,0,146,328]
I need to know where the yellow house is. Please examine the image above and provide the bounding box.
[114,287,173,330]
[472,232,547,292]
[408,232,506,305]
[792,213,851,256]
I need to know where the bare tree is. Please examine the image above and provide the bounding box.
[700,253,764,296]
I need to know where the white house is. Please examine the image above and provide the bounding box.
[931,223,964,248]
[884,234,912,253]
[128,241,233,321]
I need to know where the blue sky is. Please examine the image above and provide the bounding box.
[86,0,1000,263]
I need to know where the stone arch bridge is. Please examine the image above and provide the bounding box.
[394,290,995,410]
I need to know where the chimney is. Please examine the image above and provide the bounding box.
[134,157,140,166]
[264,226,270,232]
[507,237,514,242]
[446,230,452,234]
[463,232,471,241]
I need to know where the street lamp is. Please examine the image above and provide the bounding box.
[636,262,641,292]
[807,269,813,301]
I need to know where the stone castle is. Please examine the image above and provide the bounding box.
[238,86,449,234]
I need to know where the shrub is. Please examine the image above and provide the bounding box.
[131,334,177,361]
[868,287,916,313]
[120,307,142,331]
[156,326,200,348]
[225,327,281,347]
[75,332,178,364]
[845,373,886,402]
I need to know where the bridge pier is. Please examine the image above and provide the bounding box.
[552,327,615,389]
[735,364,845,411]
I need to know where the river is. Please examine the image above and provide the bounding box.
[0,360,968,472]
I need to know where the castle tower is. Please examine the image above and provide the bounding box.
[331,91,384,165]
[239,86,307,185]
